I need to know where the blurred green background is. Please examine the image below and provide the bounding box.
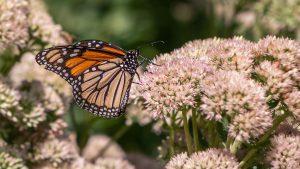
[44,0,300,159]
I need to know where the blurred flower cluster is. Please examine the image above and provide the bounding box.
[165,149,239,169]
[201,0,300,40]
[0,0,135,168]
[128,36,300,168]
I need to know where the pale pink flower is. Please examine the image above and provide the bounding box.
[266,134,300,169]
[139,55,211,119]
[165,152,188,169]
[201,71,272,141]
[254,61,294,99]
[229,110,272,141]
[183,149,239,169]
[282,89,300,120]
[183,37,254,74]
[253,36,300,119]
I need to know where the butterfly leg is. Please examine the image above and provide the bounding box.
[132,82,142,85]
[135,71,141,82]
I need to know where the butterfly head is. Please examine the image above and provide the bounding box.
[127,49,139,58]
[123,49,139,74]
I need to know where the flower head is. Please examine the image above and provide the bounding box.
[9,52,72,97]
[165,152,188,169]
[0,151,28,169]
[266,134,300,169]
[282,89,300,120]
[31,138,76,167]
[201,71,272,141]
[0,0,30,53]
[139,54,211,119]
[125,99,152,126]
[0,80,22,123]
[16,80,66,130]
[183,37,254,74]
[183,149,239,169]
[253,36,300,96]
[82,135,125,161]
[28,0,71,46]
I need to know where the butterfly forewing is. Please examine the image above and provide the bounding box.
[35,40,137,118]
[74,40,127,56]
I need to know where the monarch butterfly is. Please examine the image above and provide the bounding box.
[35,40,140,118]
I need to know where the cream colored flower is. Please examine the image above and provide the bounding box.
[28,0,70,46]
[31,138,77,167]
[0,80,22,123]
[82,135,125,161]
[9,52,72,97]
[0,0,30,53]
[0,151,28,169]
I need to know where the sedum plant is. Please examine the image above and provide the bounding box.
[131,36,300,169]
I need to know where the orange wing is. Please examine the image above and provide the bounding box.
[36,40,126,83]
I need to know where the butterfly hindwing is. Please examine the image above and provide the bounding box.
[72,60,133,118]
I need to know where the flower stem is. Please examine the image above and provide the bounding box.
[70,102,78,132]
[207,121,219,147]
[226,136,233,150]
[239,111,291,168]
[191,109,200,151]
[169,114,176,157]
[182,109,193,155]
[230,139,241,154]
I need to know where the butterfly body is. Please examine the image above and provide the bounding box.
[36,40,139,118]
[120,50,139,75]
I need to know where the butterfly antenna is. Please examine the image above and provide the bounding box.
[139,55,162,66]
[136,71,141,82]
[137,40,165,50]
[132,82,142,85]
[137,40,164,66]
[150,40,165,47]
